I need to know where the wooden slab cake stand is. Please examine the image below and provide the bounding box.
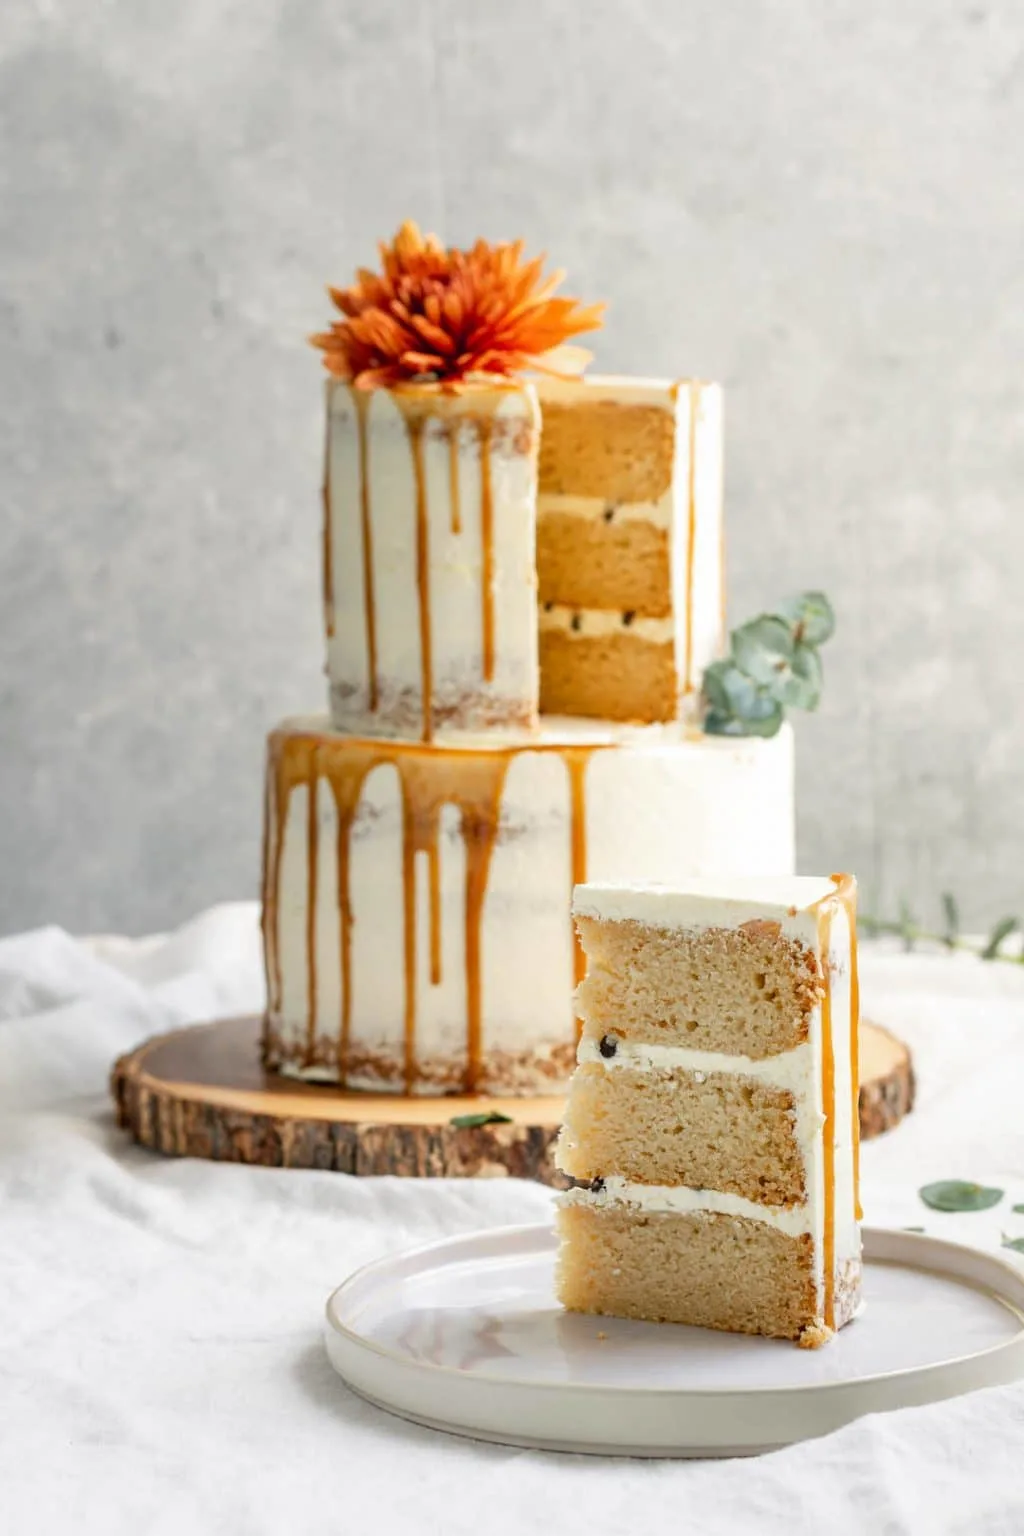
[111,1016,914,1185]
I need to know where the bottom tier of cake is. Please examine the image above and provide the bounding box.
[260,715,794,1095]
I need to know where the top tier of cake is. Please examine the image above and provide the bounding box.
[323,374,724,743]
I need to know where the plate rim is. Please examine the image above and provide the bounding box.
[325,1222,1024,1401]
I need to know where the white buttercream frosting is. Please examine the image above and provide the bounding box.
[539,605,675,643]
[576,1035,815,1088]
[537,374,701,408]
[325,380,540,738]
[264,717,796,1091]
[559,1175,813,1238]
[573,875,840,950]
[538,493,674,529]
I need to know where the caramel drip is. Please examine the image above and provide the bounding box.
[459,758,512,1090]
[845,877,863,1221]
[718,490,728,652]
[427,832,443,987]
[392,391,509,734]
[400,786,418,1089]
[259,759,275,1017]
[336,809,354,1076]
[683,381,701,693]
[264,732,606,1091]
[394,750,511,1090]
[448,427,462,535]
[321,407,334,639]
[324,754,380,1085]
[265,767,283,1017]
[304,760,320,1061]
[817,898,837,1332]
[477,416,496,682]
[404,413,434,743]
[813,872,858,1332]
[562,747,595,1004]
[354,390,379,711]
[264,732,320,1028]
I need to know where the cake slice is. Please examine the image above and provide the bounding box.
[535,376,724,723]
[556,875,861,1346]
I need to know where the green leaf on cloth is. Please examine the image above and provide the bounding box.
[919,1181,1003,1212]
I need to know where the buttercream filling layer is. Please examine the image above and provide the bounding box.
[576,1036,818,1093]
[540,604,674,642]
[559,1175,813,1237]
[538,492,672,528]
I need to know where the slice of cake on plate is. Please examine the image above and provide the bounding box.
[556,874,862,1346]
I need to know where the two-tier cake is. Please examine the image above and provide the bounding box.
[260,223,795,1096]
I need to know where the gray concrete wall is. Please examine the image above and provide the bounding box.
[3,1,1023,937]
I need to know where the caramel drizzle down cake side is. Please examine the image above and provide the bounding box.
[261,729,604,1091]
[354,389,378,712]
[325,386,525,744]
[811,872,861,1330]
[682,380,699,696]
[314,220,604,741]
[392,390,510,743]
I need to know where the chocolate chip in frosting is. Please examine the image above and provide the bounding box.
[622,610,636,627]
[598,1033,618,1058]
[570,612,582,632]
[603,503,616,523]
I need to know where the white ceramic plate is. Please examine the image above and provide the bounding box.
[324,1224,1024,1457]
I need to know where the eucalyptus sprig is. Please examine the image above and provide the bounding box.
[702,591,835,738]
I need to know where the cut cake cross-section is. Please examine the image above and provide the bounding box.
[556,874,861,1347]
[536,376,724,724]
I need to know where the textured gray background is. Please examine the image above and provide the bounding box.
[3,1,1023,937]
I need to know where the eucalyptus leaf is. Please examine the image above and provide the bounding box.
[919,1180,1004,1213]
[703,707,784,739]
[774,643,822,711]
[702,659,763,718]
[738,706,785,738]
[1002,1235,1024,1254]
[449,1111,512,1129]
[941,892,960,950]
[703,589,835,738]
[702,709,745,737]
[776,590,836,647]
[731,616,796,687]
[703,673,785,737]
[982,916,1019,961]
[1013,1204,1024,1215]
[701,659,735,715]
[899,899,917,952]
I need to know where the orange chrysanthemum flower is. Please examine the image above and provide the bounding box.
[311,220,605,388]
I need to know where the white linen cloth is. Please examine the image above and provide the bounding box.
[3,902,1024,1536]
